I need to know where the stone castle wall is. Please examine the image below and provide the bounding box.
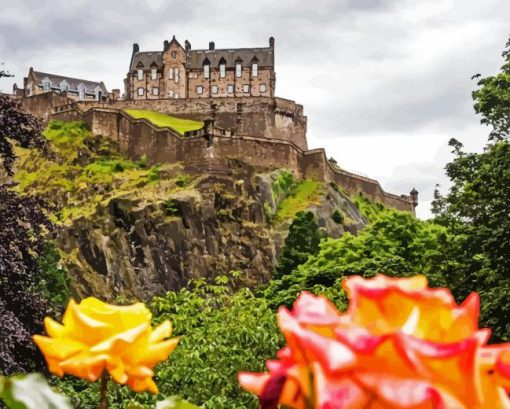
[52,106,416,213]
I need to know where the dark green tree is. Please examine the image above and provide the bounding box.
[274,211,321,279]
[433,37,510,341]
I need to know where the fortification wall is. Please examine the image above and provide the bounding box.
[51,107,416,213]
[73,96,308,150]
[18,92,72,123]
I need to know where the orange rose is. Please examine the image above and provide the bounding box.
[33,297,178,394]
[239,274,510,408]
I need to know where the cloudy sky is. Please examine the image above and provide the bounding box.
[1,0,509,218]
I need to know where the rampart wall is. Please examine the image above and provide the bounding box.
[52,106,417,213]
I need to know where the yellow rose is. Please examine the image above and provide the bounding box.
[33,297,178,394]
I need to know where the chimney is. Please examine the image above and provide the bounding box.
[132,43,139,54]
[269,36,275,48]
[164,40,169,50]
[185,40,191,52]
[209,41,215,51]
[112,89,121,100]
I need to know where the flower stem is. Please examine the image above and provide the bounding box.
[98,372,109,409]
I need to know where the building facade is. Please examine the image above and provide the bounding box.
[124,36,276,100]
[18,68,110,101]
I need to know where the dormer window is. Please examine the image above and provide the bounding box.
[151,67,157,80]
[95,86,103,101]
[235,62,242,78]
[42,78,51,92]
[137,69,143,80]
[60,80,69,92]
[219,58,226,78]
[78,84,86,100]
[252,62,258,77]
[203,58,210,79]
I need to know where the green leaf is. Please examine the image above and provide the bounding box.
[0,373,71,409]
[156,396,200,409]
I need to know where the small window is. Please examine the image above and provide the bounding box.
[137,87,144,96]
[196,86,203,95]
[211,85,218,94]
[152,87,159,96]
[236,63,242,78]
[203,64,210,79]
[168,89,174,97]
[151,67,157,80]
[252,63,258,77]
[174,93,179,99]
[174,68,179,83]
[220,63,226,78]
[26,82,33,96]
[171,51,177,58]
[169,68,173,79]
[137,69,143,80]
[243,84,250,93]
[260,84,267,93]
[227,84,234,94]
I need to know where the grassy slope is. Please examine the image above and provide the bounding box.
[123,109,204,135]
[14,120,194,225]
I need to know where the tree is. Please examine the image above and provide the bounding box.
[472,37,510,140]
[433,37,510,341]
[274,211,320,279]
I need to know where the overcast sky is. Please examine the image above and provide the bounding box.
[1,0,509,218]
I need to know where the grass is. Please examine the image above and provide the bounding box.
[123,109,204,135]
[275,180,323,221]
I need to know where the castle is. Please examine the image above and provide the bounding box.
[124,36,275,100]
[12,36,418,213]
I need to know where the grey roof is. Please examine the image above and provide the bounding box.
[130,52,163,71]
[187,47,274,69]
[33,71,107,93]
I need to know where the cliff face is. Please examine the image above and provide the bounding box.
[14,121,366,300]
[58,165,366,300]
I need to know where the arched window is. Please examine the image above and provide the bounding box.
[251,57,259,77]
[136,62,144,80]
[219,57,226,78]
[203,58,210,79]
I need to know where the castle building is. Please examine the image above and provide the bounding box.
[18,67,109,101]
[124,36,276,100]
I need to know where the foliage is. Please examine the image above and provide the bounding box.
[0,180,52,376]
[36,243,71,307]
[275,180,323,221]
[262,206,449,310]
[274,211,320,279]
[270,170,294,202]
[123,110,204,135]
[0,70,45,175]
[0,373,71,409]
[150,275,282,409]
[432,38,510,341]
[433,139,510,340]
[472,37,510,140]
[331,209,344,224]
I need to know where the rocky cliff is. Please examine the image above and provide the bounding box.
[13,120,366,300]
